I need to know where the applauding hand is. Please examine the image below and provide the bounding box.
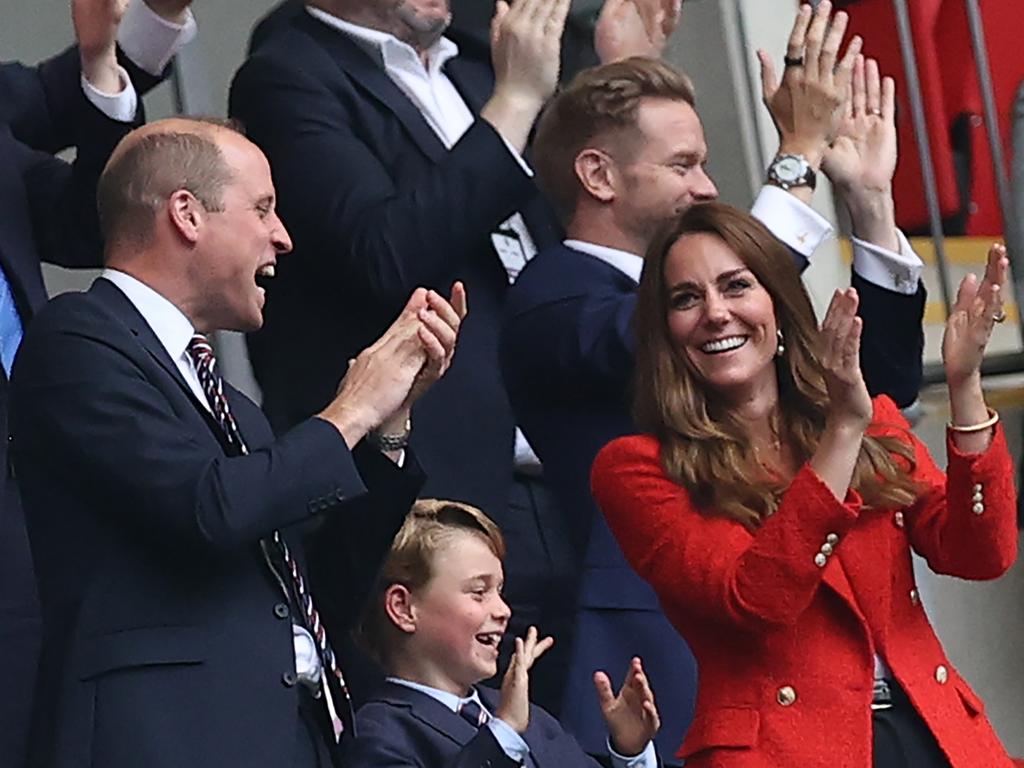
[74,0,130,92]
[758,0,861,168]
[820,287,872,432]
[483,0,571,151]
[594,0,683,63]
[594,657,660,757]
[495,627,555,734]
[943,244,1008,388]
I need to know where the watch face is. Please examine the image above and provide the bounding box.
[774,156,805,182]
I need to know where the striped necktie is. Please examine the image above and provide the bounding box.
[186,333,354,740]
[457,697,491,728]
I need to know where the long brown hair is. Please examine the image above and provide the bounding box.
[633,203,919,526]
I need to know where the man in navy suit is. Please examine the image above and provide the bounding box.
[501,6,927,758]
[0,2,195,763]
[10,117,464,767]
[344,499,661,768]
[229,0,681,714]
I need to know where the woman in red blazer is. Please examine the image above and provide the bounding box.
[591,202,1017,768]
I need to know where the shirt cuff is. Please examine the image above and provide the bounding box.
[117,0,198,76]
[607,738,657,768]
[851,229,924,295]
[498,134,534,178]
[488,718,530,762]
[81,67,138,122]
[750,184,833,259]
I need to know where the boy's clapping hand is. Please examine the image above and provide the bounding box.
[495,626,555,734]
[594,657,661,757]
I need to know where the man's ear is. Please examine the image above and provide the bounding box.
[167,189,204,245]
[383,584,417,634]
[574,147,617,204]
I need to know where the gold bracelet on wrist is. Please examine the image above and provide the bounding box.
[948,408,999,433]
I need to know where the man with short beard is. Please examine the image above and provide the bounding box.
[229,0,679,715]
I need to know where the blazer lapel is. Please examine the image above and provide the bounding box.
[444,56,491,114]
[295,13,448,164]
[88,278,233,453]
[377,682,480,746]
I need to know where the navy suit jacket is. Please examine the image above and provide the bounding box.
[230,11,560,521]
[0,47,157,768]
[500,242,926,757]
[344,682,610,768]
[10,278,424,768]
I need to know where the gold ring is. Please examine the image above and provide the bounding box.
[993,311,1006,324]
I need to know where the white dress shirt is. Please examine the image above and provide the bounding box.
[81,0,197,123]
[305,6,537,283]
[387,677,658,768]
[305,6,542,470]
[571,185,924,297]
[100,269,322,684]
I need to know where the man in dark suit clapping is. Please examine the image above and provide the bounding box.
[10,117,465,767]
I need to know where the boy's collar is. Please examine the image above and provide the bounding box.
[385,676,480,713]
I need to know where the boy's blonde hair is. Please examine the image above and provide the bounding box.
[357,499,506,662]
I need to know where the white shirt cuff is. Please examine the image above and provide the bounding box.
[81,67,138,122]
[750,184,833,258]
[117,0,198,76]
[851,229,924,295]
[488,718,530,762]
[498,134,534,178]
[607,738,657,768]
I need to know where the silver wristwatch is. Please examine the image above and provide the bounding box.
[766,153,817,191]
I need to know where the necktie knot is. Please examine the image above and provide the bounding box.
[187,333,216,367]
[457,698,490,728]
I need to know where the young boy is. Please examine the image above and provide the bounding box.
[344,499,661,768]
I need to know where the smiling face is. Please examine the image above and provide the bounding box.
[191,133,292,333]
[664,232,779,404]
[404,530,510,695]
[611,98,718,249]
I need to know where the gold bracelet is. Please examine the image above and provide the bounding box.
[948,408,999,433]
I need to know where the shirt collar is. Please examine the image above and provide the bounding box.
[101,268,196,363]
[385,677,484,713]
[563,239,644,284]
[305,5,458,75]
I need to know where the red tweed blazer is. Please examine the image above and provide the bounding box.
[591,396,1017,768]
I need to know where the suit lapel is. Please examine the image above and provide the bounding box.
[377,682,480,746]
[295,13,448,164]
[88,278,234,454]
[444,56,491,114]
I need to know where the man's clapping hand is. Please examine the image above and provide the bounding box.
[319,283,468,448]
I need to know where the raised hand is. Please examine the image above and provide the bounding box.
[594,657,660,757]
[482,0,571,151]
[824,56,896,194]
[401,282,468,411]
[823,55,901,251]
[73,0,130,92]
[322,284,465,447]
[594,0,683,63]
[820,287,872,431]
[943,244,1008,388]
[758,1,861,167]
[495,626,555,734]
